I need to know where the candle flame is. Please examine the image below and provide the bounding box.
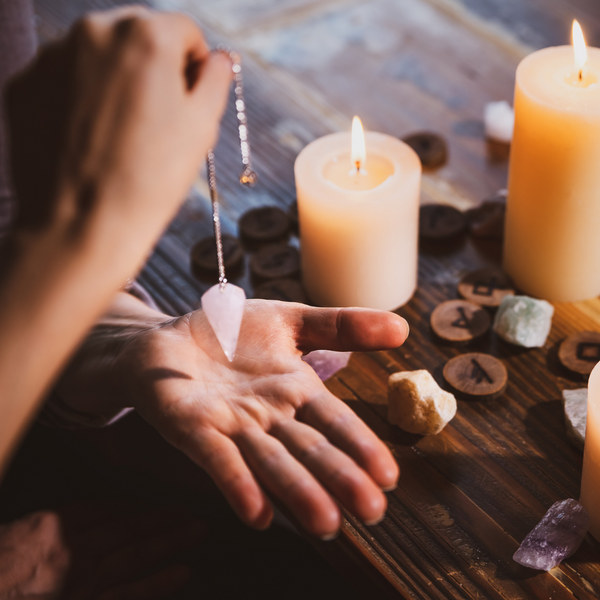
[573,20,588,80]
[351,116,366,171]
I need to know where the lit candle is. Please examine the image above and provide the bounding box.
[295,118,421,310]
[504,21,600,301]
[581,361,600,540]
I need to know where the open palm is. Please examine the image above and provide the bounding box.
[117,300,408,539]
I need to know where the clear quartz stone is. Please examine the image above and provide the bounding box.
[493,295,554,348]
[562,388,587,451]
[513,499,590,571]
[201,283,246,362]
[302,350,351,381]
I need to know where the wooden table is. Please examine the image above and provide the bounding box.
[34,0,600,597]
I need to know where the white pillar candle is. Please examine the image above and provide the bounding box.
[295,120,421,310]
[504,21,600,301]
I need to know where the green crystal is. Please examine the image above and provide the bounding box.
[493,295,554,348]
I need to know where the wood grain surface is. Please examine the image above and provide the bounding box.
[32,0,600,597]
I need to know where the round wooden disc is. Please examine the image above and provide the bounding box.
[190,235,243,272]
[430,300,491,343]
[250,244,300,280]
[558,331,600,375]
[253,278,308,303]
[458,268,515,307]
[402,132,448,169]
[288,201,299,230]
[239,207,290,243]
[467,200,506,240]
[443,353,508,400]
[419,205,467,240]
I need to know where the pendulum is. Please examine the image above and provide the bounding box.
[200,149,246,362]
[201,49,257,362]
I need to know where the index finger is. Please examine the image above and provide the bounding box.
[152,12,211,62]
[88,9,211,67]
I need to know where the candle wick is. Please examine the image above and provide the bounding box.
[579,69,583,82]
[355,160,361,174]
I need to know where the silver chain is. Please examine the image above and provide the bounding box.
[221,47,257,187]
[206,148,227,289]
[206,49,257,291]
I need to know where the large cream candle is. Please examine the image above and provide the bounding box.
[295,120,420,310]
[581,361,600,540]
[504,23,600,301]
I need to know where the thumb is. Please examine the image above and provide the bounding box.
[188,51,233,151]
[290,305,410,353]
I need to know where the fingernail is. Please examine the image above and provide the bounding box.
[400,317,409,338]
[365,513,386,526]
[382,482,398,492]
[320,530,339,542]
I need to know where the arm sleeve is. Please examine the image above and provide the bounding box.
[0,0,37,237]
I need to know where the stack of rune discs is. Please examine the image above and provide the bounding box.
[190,204,308,304]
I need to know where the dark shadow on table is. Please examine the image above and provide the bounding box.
[0,415,366,600]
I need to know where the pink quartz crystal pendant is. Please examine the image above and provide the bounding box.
[201,283,246,362]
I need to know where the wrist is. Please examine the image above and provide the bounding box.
[55,292,173,418]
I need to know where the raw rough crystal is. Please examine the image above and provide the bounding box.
[493,295,554,348]
[303,350,351,381]
[562,388,587,451]
[513,499,590,571]
[484,100,514,143]
[388,370,457,436]
[201,283,246,362]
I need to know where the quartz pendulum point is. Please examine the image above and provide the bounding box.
[201,283,246,362]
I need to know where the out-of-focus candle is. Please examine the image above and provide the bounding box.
[504,21,600,301]
[295,118,421,310]
[581,361,600,540]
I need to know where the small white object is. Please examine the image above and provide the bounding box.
[493,295,554,348]
[201,283,246,362]
[562,388,588,451]
[484,101,515,143]
[387,370,457,436]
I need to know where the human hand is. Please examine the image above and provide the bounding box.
[6,6,231,277]
[113,301,408,539]
[0,503,206,600]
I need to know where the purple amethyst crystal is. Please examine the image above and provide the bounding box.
[302,350,351,381]
[513,499,590,571]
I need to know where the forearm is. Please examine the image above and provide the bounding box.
[54,291,173,420]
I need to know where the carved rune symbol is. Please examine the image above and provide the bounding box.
[576,342,600,363]
[451,307,471,329]
[470,359,493,384]
[472,277,497,297]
